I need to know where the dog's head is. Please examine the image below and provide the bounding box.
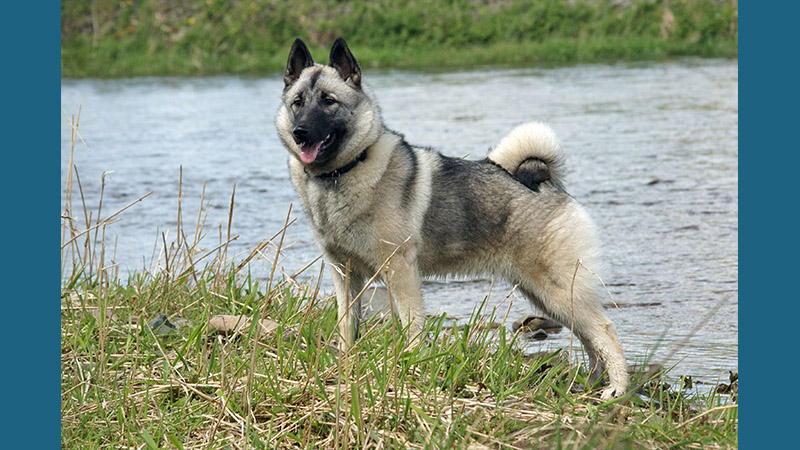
[276,38,381,174]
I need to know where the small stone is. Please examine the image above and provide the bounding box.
[526,329,549,340]
[147,313,178,336]
[512,314,563,333]
[208,315,280,337]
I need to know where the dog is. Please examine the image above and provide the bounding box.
[276,38,628,399]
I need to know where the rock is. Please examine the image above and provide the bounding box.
[208,315,280,337]
[717,371,738,396]
[716,382,737,395]
[146,314,193,336]
[512,314,563,334]
[524,329,549,340]
[147,313,177,336]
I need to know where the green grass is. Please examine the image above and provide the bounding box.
[61,110,737,449]
[61,0,738,78]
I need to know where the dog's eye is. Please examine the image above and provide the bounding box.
[292,96,303,107]
[323,96,336,106]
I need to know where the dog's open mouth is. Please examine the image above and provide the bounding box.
[300,132,337,164]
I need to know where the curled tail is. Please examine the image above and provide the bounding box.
[487,122,566,191]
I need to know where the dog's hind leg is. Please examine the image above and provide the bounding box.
[518,268,628,400]
[565,265,628,400]
[512,200,628,399]
[567,298,627,399]
[578,319,628,400]
[578,335,605,387]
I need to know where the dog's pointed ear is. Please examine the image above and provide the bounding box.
[284,38,314,88]
[328,37,361,87]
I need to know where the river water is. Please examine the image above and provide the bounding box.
[61,58,738,389]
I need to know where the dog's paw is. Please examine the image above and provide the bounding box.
[600,386,624,401]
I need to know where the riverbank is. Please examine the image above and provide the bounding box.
[61,0,738,78]
[61,274,739,449]
[61,112,737,449]
[61,242,739,449]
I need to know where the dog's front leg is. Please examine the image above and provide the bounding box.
[329,260,365,352]
[383,248,425,345]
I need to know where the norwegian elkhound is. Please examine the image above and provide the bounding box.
[276,38,628,399]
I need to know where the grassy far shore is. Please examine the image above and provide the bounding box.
[61,113,737,449]
[61,0,738,78]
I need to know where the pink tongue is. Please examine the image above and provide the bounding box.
[300,142,322,163]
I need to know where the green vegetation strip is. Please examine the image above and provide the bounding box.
[60,261,739,449]
[61,111,737,449]
[61,0,738,78]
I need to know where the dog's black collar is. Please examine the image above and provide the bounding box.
[313,150,368,179]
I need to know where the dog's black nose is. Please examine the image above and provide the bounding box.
[292,125,310,142]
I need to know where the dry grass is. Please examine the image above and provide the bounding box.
[61,109,737,449]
